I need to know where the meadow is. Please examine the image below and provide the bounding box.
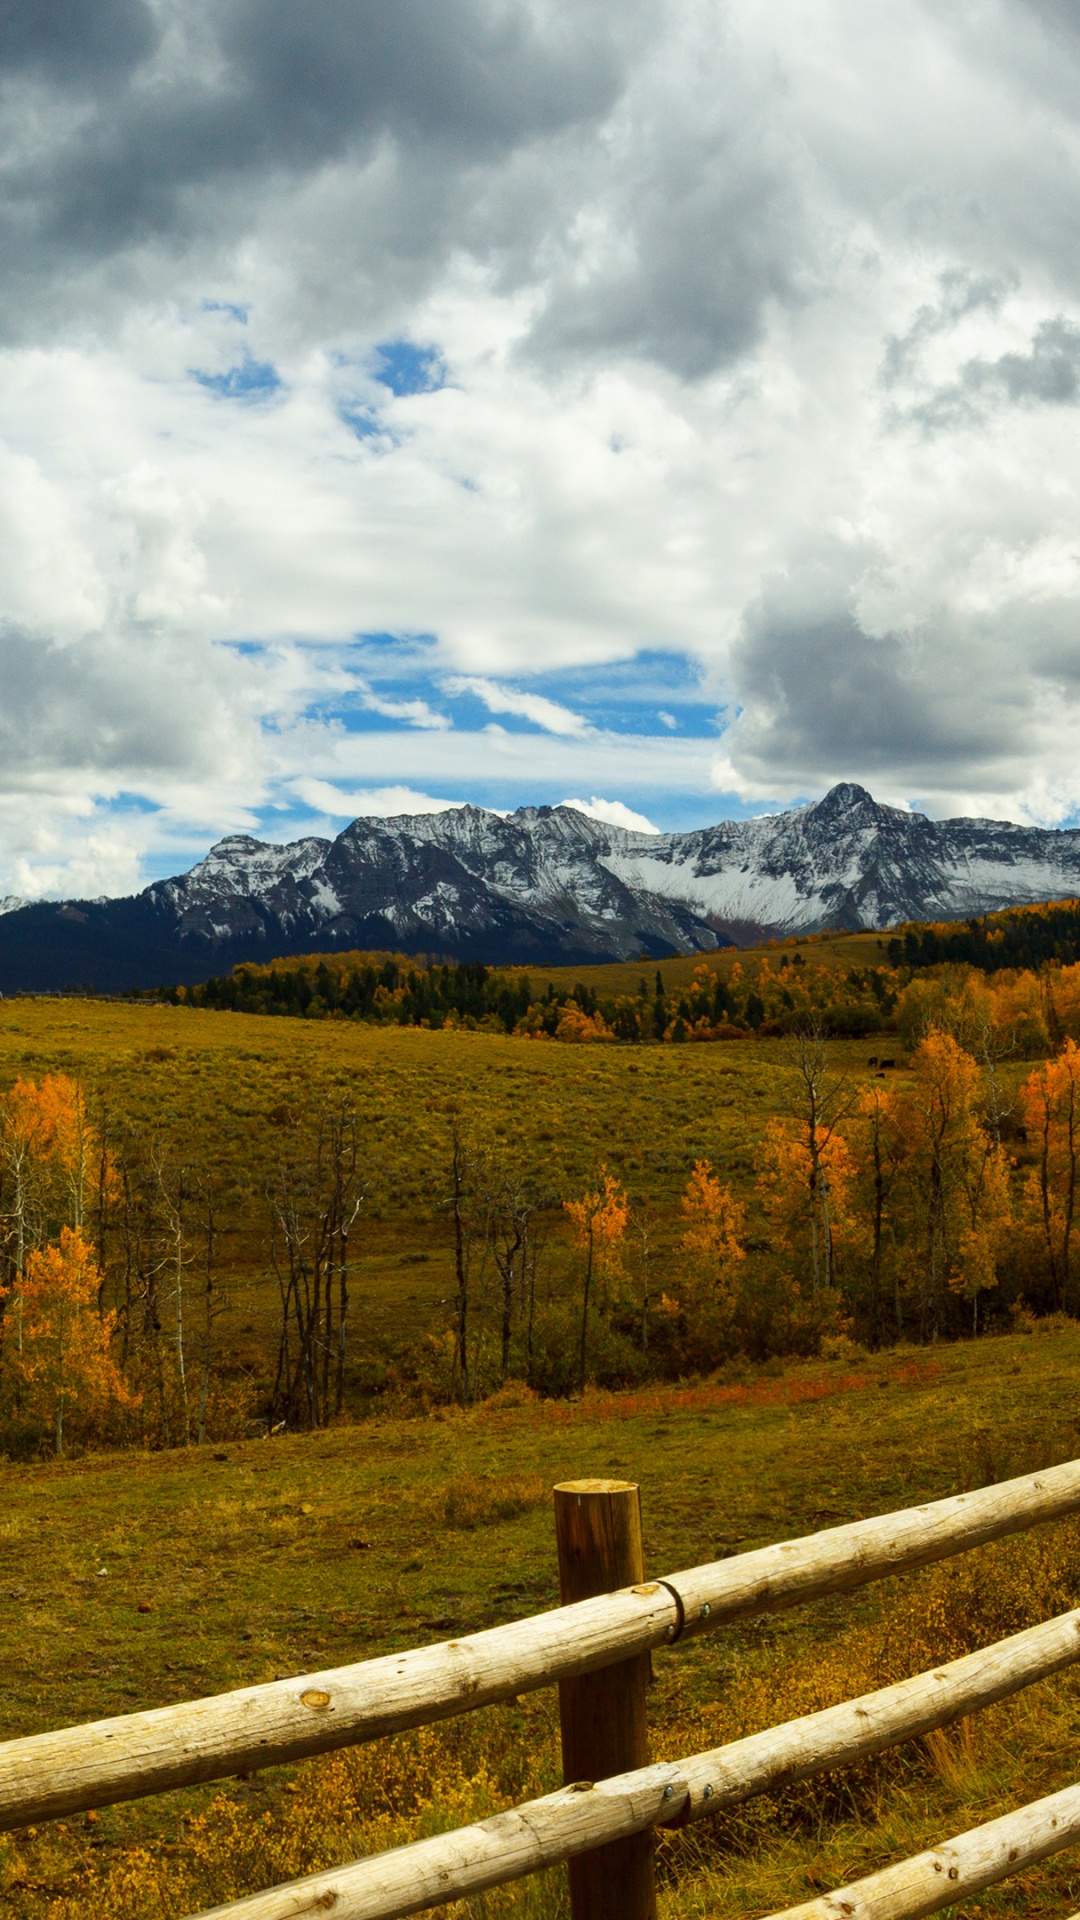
[0,989,891,1417]
[3,1325,1080,1917]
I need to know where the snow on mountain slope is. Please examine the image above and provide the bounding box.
[177,782,1080,951]
[143,783,1080,956]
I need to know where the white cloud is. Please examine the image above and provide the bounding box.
[358,687,450,730]
[296,722,717,792]
[289,779,469,817]
[560,795,661,833]
[442,676,593,737]
[7,0,1080,898]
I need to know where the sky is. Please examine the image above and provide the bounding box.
[4,0,1080,897]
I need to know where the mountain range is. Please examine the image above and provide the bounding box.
[2,781,1080,993]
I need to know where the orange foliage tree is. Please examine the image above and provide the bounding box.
[1045,962,1080,1047]
[563,1168,628,1392]
[0,1073,117,1381]
[1021,1039,1080,1312]
[758,1119,859,1292]
[1,1073,113,1271]
[757,1030,858,1294]
[894,1032,1012,1336]
[843,1082,906,1343]
[7,1228,133,1455]
[553,1004,615,1044]
[674,1159,746,1365]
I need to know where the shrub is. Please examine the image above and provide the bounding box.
[440,1471,548,1529]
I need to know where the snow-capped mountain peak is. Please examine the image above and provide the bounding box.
[4,784,1080,992]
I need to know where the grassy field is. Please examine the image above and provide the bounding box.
[3,1325,1080,1916]
[0,993,904,1398]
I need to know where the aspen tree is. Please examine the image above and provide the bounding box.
[1022,1039,1080,1312]
[11,1228,131,1455]
[675,1159,746,1365]
[896,1032,1012,1337]
[564,1169,628,1393]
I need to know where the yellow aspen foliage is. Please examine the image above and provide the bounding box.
[553,1003,615,1043]
[564,1168,629,1389]
[1045,961,1080,1045]
[6,1227,134,1455]
[2,1071,115,1240]
[757,1118,858,1291]
[674,1159,746,1365]
[895,967,999,1055]
[563,1167,629,1252]
[1021,1039,1080,1313]
[680,1158,745,1269]
[894,1031,1012,1335]
[986,969,1048,1055]
[894,962,1047,1063]
[840,1080,916,1341]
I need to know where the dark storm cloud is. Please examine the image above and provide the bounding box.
[0,0,802,381]
[219,1,633,155]
[525,124,802,380]
[728,603,1021,783]
[0,2,649,273]
[0,0,157,87]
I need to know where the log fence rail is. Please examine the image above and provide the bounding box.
[3,1459,1080,1918]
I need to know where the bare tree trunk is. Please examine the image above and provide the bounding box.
[157,1161,190,1444]
[269,1097,364,1429]
[196,1193,217,1445]
[578,1227,594,1396]
[451,1125,471,1405]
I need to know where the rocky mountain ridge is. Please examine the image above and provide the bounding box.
[3,782,1080,992]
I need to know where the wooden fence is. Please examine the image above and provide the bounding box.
[5,1460,1080,1919]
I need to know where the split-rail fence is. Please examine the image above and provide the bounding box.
[5,1462,1080,1918]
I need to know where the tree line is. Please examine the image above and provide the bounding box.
[160,949,899,1043]
[385,1009,1080,1406]
[886,897,1080,975]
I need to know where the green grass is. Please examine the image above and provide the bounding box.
[5,1325,1080,1915]
[0,996,896,1393]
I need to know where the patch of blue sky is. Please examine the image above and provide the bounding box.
[373,340,446,397]
[201,299,248,323]
[222,638,281,658]
[348,631,442,669]
[333,698,449,735]
[192,354,283,401]
[110,791,162,816]
[322,645,724,741]
[513,650,723,736]
[338,401,390,443]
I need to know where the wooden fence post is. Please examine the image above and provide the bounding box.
[554,1478,656,1920]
